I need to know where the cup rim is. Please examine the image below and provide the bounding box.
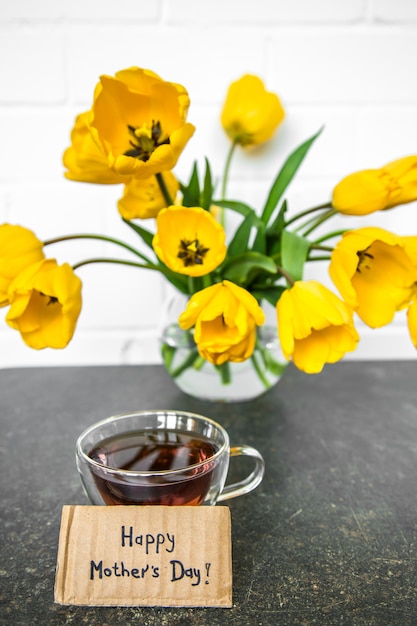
[76,410,229,477]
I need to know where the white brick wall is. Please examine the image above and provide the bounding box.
[0,0,416,367]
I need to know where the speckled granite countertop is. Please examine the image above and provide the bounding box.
[1,362,416,625]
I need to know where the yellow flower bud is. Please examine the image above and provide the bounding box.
[221,74,285,147]
[332,156,417,215]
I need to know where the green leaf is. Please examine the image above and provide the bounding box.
[262,352,287,376]
[122,218,154,250]
[222,251,277,286]
[261,128,323,226]
[181,161,200,207]
[214,198,267,253]
[201,158,214,210]
[251,220,267,254]
[281,229,310,282]
[227,212,258,257]
[267,199,288,238]
[213,199,257,219]
[265,199,288,257]
[161,344,176,372]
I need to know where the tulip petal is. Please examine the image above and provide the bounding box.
[407,298,417,349]
[0,224,45,305]
[277,280,359,373]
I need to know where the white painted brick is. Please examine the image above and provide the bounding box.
[0,108,78,182]
[65,0,161,21]
[76,261,164,330]
[0,329,161,368]
[0,0,161,21]
[7,182,109,245]
[165,0,366,24]
[373,0,417,22]
[0,0,63,20]
[66,26,266,105]
[356,107,417,167]
[344,324,416,360]
[268,28,417,104]
[0,27,66,103]
[349,200,417,237]
[0,188,8,221]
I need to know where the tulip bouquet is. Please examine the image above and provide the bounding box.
[1,66,417,398]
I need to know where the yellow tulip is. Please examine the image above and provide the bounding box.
[117,172,179,220]
[153,206,226,277]
[92,67,195,179]
[221,74,285,147]
[64,67,195,183]
[6,259,82,349]
[276,280,359,374]
[0,224,45,306]
[329,227,417,328]
[178,280,265,365]
[332,156,417,216]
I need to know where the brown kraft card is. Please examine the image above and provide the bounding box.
[54,505,232,607]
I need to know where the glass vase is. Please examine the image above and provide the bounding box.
[159,293,288,402]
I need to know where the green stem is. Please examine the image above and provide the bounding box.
[72,257,169,277]
[202,273,213,289]
[307,254,332,262]
[216,361,231,385]
[156,172,174,206]
[219,141,237,228]
[221,142,237,199]
[250,352,271,389]
[312,229,346,244]
[170,350,202,378]
[276,264,295,286]
[301,209,337,237]
[309,244,333,253]
[187,276,199,295]
[284,202,332,227]
[44,233,154,265]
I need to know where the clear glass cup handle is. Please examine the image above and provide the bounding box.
[217,445,265,501]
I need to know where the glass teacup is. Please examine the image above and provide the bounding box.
[76,410,265,506]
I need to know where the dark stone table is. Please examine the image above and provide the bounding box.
[1,361,416,625]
